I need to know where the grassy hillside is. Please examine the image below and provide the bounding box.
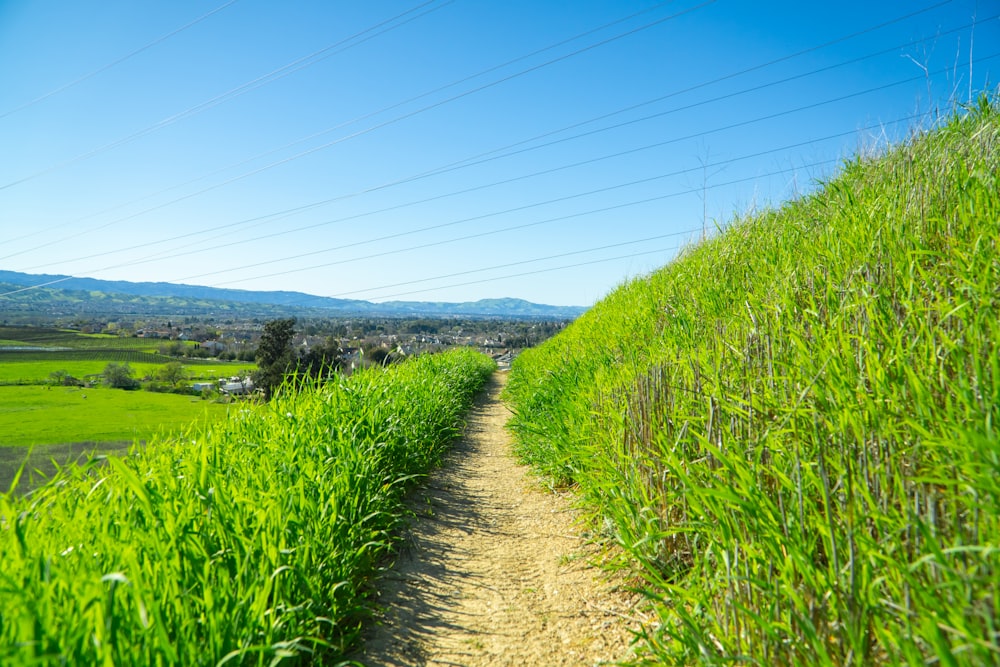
[0,274,586,319]
[0,349,495,665]
[505,96,999,665]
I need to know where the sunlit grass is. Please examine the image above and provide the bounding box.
[0,348,495,665]
[0,385,229,448]
[505,95,1000,665]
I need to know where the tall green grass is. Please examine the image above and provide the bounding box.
[0,348,494,665]
[505,95,1000,665]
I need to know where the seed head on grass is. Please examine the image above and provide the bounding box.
[505,94,1000,665]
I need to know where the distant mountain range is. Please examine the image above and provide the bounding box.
[0,270,586,320]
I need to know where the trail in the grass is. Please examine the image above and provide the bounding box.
[354,371,643,667]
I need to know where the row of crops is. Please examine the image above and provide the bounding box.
[0,348,173,365]
[0,325,244,387]
[0,348,495,665]
[505,99,1000,664]
[0,326,157,349]
[0,326,181,370]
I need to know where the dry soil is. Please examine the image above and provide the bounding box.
[354,372,644,667]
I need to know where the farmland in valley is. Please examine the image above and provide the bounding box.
[0,325,253,489]
[0,326,250,384]
[0,385,233,488]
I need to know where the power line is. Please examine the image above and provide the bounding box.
[183,30,970,261]
[0,0,242,121]
[116,59,955,279]
[1,11,987,301]
[0,0,454,193]
[413,0,956,176]
[342,244,691,302]
[0,0,710,193]
[0,0,705,257]
[0,157,833,300]
[425,15,995,177]
[176,114,913,285]
[161,49,997,275]
[325,226,705,299]
[2,0,717,266]
[102,120,880,281]
[7,37,989,294]
[12,36,959,276]
[204,157,839,290]
[2,1,954,263]
[7,42,966,289]
[1,0,675,248]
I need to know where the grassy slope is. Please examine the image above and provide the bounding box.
[0,349,495,665]
[505,97,999,665]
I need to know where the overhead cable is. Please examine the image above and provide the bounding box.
[2,1,955,261]
[0,0,454,193]
[0,0,242,121]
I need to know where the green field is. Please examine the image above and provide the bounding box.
[0,360,254,384]
[0,326,253,385]
[0,327,168,378]
[0,325,253,450]
[0,325,253,386]
[0,385,234,492]
[0,385,229,447]
[505,98,1000,664]
[0,327,156,349]
[0,325,252,487]
[0,359,151,384]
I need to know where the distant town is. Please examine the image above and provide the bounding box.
[54,314,569,367]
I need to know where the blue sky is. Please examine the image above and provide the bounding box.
[1,0,996,307]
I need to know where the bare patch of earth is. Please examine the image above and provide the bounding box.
[354,372,645,666]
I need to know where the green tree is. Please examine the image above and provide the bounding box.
[155,361,187,385]
[158,341,186,357]
[252,318,296,400]
[48,369,83,387]
[360,343,400,368]
[298,336,345,379]
[102,362,139,390]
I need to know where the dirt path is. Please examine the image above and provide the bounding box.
[355,372,643,667]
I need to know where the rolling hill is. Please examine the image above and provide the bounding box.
[0,270,585,320]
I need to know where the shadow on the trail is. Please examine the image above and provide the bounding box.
[352,372,513,667]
